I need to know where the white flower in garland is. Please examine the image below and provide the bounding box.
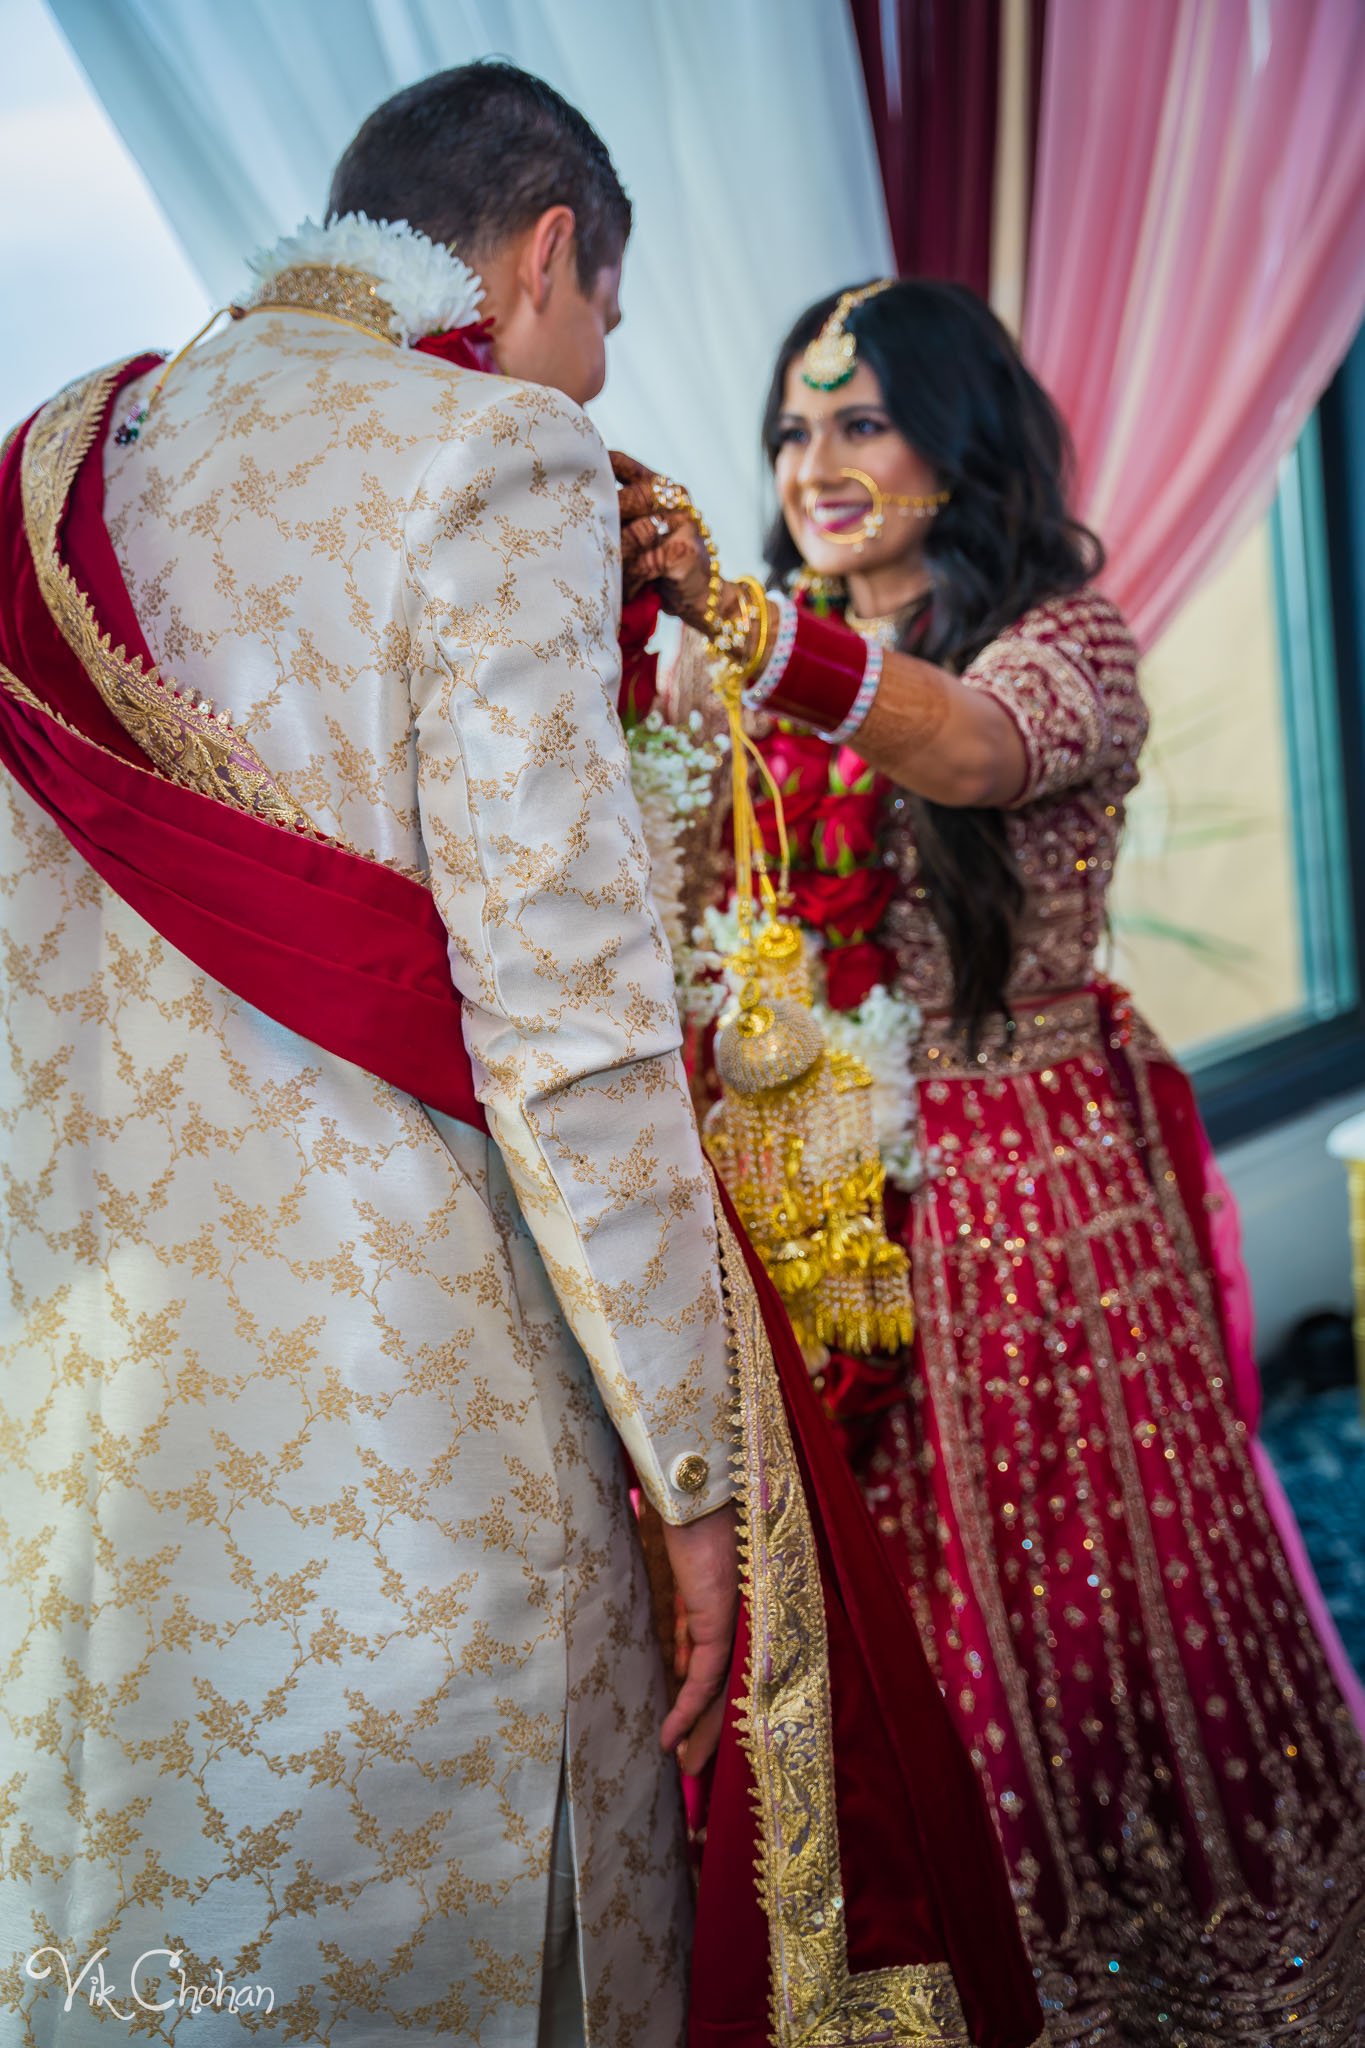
[818,981,924,1192]
[697,899,925,1190]
[246,213,483,343]
[627,712,728,1023]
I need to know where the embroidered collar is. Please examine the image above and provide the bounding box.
[243,213,484,347]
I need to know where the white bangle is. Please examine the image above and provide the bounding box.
[820,642,884,744]
[742,591,798,713]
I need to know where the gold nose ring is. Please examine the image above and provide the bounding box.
[807,468,950,549]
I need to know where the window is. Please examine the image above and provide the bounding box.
[1109,349,1365,1146]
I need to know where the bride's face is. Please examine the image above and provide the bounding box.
[772,358,942,581]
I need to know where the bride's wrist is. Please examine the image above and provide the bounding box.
[711,575,772,676]
[749,602,881,741]
[708,578,749,644]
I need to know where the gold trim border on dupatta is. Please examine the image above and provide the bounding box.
[716,1211,1025,2048]
[19,363,318,832]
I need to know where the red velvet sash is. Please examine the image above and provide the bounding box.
[0,350,1042,2048]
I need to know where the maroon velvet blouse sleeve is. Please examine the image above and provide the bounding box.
[963,589,1146,806]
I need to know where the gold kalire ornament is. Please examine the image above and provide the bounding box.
[702,652,912,1359]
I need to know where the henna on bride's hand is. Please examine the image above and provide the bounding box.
[609,451,717,633]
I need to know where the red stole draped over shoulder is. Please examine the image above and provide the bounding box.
[0,350,1043,2048]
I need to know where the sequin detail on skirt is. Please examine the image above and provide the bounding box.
[861,998,1365,2045]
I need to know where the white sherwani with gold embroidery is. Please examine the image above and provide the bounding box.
[0,314,734,2045]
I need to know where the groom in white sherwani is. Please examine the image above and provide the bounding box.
[0,62,736,2047]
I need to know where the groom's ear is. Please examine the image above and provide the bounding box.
[523,206,578,314]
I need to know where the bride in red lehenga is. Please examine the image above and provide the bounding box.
[617,278,1365,2045]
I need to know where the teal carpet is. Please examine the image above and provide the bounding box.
[1262,1383,1365,1680]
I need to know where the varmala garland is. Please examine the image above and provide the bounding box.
[677,547,914,1357]
[625,707,729,1024]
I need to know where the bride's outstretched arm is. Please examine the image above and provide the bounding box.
[613,451,1026,809]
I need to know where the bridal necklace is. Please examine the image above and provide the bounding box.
[116,216,486,444]
[844,609,904,650]
[845,576,932,650]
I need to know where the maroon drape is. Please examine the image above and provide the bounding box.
[691,1182,1044,2048]
[850,0,1001,292]
[849,0,1048,296]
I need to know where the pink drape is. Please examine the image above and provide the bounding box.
[1022,0,1365,652]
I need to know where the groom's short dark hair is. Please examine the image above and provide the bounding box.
[328,62,631,287]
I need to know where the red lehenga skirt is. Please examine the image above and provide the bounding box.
[846,985,1365,2046]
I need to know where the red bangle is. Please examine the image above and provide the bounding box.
[758,605,869,732]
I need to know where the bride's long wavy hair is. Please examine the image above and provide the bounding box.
[761,279,1104,1041]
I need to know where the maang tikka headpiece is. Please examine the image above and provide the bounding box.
[801,278,896,392]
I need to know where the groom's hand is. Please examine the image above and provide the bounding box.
[611,451,722,637]
[658,1500,738,1776]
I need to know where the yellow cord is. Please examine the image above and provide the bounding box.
[143,298,405,424]
[713,640,793,1004]
[237,301,402,347]
[143,306,235,416]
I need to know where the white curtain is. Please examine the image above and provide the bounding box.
[47,0,894,565]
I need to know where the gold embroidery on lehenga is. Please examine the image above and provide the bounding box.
[898,1008,1365,2043]
[717,1211,1033,2047]
[20,365,318,832]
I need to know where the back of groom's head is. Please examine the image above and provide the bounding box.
[328,61,631,286]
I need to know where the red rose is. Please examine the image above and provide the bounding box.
[413,319,498,373]
[760,729,836,806]
[811,790,882,874]
[788,865,896,943]
[617,590,661,725]
[754,781,822,864]
[619,653,659,725]
[830,745,882,796]
[824,940,896,1012]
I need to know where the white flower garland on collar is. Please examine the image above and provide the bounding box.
[246,213,484,345]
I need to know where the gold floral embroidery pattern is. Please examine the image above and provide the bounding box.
[20,366,317,832]
[717,1210,1030,2047]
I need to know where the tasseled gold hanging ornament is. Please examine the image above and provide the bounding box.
[702,591,913,1358]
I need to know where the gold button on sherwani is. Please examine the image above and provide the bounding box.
[670,1452,711,1495]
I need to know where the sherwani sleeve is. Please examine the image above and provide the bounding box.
[403,379,733,1524]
